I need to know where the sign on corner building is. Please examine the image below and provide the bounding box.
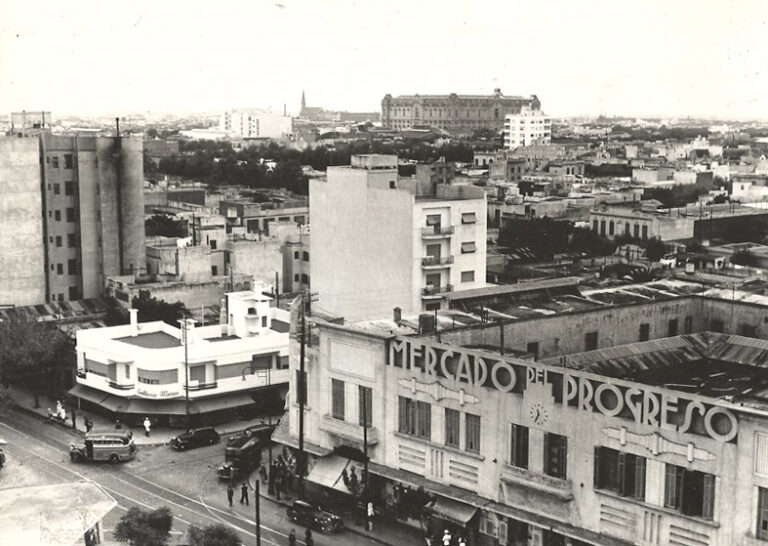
[388,337,738,443]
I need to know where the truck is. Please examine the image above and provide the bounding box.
[217,433,263,482]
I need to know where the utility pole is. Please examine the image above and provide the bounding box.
[181,318,190,429]
[254,479,261,546]
[363,387,371,531]
[275,271,280,307]
[298,292,306,486]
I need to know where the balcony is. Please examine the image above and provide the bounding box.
[421,255,454,269]
[187,381,218,391]
[421,226,454,239]
[422,284,453,298]
[320,414,379,447]
[106,379,136,391]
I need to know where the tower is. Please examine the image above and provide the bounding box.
[301,90,306,113]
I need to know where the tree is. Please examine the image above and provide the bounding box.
[644,238,667,262]
[731,249,758,267]
[0,320,74,407]
[131,291,190,326]
[567,227,616,257]
[498,217,573,259]
[188,524,242,546]
[114,507,173,546]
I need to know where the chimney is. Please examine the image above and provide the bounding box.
[219,298,228,335]
[129,309,138,337]
[393,307,402,324]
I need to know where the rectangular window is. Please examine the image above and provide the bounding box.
[739,323,758,338]
[294,274,299,281]
[509,423,529,469]
[526,342,539,360]
[461,241,477,253]
[668,318,678,336]
[358,386,372,427]
[211,265,218,276]
[544,433,568,479]
[461,270,475,283]
[210,240,217,250]
[65,181,75,195]
[398,396,431,440]
[594,447,646,499]
[53,183,60,195]
[758,487,768,539]
[64,154,73,169]
[585,331,598,351]
[331,379,345,420]
[664,464,715,520]
[465,413,481,453]
[55,210,61,221]
[639,323,650,341]
[68,286,78,300]
[303,251,310,261]
[67,259,77,275]
[56,263,63,275]
[684,315,693,334]
[445,408,460,448]
[55,236,62,247]
[66,208,76,222]
[461,212,477,224]
[51,156,59,168]
[261,316,267,327]
[294,251,299,259]
[67,234,76,248]
[426,214,441,226]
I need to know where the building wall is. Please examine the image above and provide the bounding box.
[227,239,283,291]
[503,110,552,149]
[311,166,414,321]
[0,137,46,305]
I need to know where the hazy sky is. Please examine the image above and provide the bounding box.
[1,0,766,119]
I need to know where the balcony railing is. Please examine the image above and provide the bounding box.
[421,226,454,238]
[422,284,454,296]
[187,381,219,391]
[421,256,454,267]
[106,379,136,390]
[76,369,87,379]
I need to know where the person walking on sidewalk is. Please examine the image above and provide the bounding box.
[226,484,234,507]
[304,529,313,546]
[288,529,296,546]
[240,482,249,505]
[71,409,77,430]
[143,417,151,437]
[85,418,93,433]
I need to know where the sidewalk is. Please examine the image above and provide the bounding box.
[0,383,274,446]
[249,474,424,546]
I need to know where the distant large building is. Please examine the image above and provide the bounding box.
[503,108,552,149]
[0,133,145,306]
[381,89,540,134]
[220,109,293,139]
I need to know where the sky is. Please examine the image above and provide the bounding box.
[0,0,767,120]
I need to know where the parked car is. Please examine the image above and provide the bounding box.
[286,499,344,533]
[170,427,220,450]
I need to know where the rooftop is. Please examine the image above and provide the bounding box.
[116,330,180,349]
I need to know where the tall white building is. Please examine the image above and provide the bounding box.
[503,107,552,149]
[310,154,487,321]
[220,109,293,139]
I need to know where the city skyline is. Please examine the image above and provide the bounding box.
[0,0,767,120]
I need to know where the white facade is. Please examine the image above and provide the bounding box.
[310,155,487,321]
[75,291,290,405]
[503,108,551,149]
[220,110,294,139]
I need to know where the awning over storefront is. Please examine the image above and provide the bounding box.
[305,455,358,493]
[192,392,254,414]
[68,384,109,405]
[426,497,478,526]
[97,395,189,415]
[270,413,332,457]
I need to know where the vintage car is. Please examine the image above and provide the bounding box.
[286,499,344,533]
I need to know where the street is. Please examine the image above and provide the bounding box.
[0,406,384,546]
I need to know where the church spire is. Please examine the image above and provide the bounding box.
[301,90,306,111]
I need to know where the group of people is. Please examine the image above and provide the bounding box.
[47,400,94,432]
[226,482,250,507]
[288,528,313,546]
[427,529,468,546]
[266,449,296,500]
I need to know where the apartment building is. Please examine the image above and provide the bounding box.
[310,154,486,321]
[219,109,293,139]
[503,108,552,149]
[0,133,145,306]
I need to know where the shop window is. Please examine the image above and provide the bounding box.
[594,446,646,499]
[664,464,715,520]
[445,408,460,448]
[358,386,372,427]
[758,487,768,540]
[544,433,567,479]
[639,323,650,341]
[509,423,529,469]
[331,378,345,420]
[465,413,481,453]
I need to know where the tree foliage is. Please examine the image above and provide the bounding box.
[113,506,173,546]
[187,524,242,546]
[145,214,188,238]
[730,249,758,267]
[132,291,190,326]
[498,217,573,258]
[0,320,74,406]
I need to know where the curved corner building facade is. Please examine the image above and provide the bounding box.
[278,289,768,546]
[381,89,541,134]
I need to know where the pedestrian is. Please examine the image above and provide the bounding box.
[305,529,313,546]
[240,482,249,505]
[458,537,467,546]
[71,409,77,430]
[288,529,296,546]
[275,477,281,501]
[442,529,452,546]
[115,419,122,430]
[143,416,151,437]
[85,418,93,433]
[226,484,234,507]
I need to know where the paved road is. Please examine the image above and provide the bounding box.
[0,406,383,546]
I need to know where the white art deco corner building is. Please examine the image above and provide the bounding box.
[70,290,290,426]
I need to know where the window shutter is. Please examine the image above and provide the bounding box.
[543,433,550,475]
[664,464,676,508]
[520,426,529,469]
[634,456,647,500]
[702,474,715,520]
[593,447,601,488]
[497,520,508,545]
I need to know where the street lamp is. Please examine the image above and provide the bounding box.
[179,318,191,429]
